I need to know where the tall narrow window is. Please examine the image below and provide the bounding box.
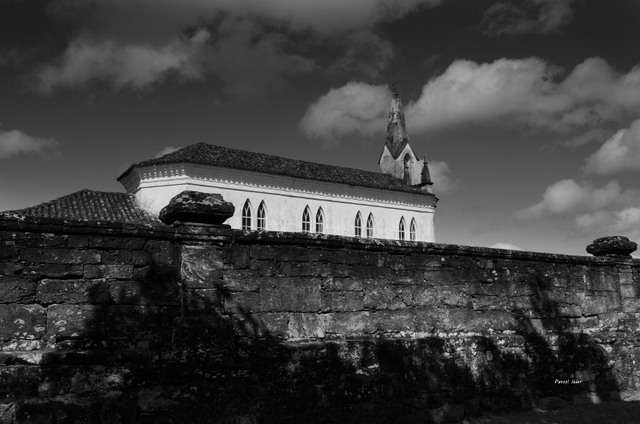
[302,206,311,233]
[410,218,416,241]
[257,201,266,231]
[366,213,374,238]
[316,207,324,234]
[399,217,406,240]
[354,212,362,237]
[242,200,252,230]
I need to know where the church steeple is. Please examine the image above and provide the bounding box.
[378,75,434,194]
[385,76,409,159]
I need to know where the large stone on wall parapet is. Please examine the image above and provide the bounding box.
[587,236,637,258]
[159,191,234,226]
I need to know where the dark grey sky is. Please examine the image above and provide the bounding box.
[2,0,640,255]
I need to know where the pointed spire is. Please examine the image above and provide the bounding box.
[386,73,409,158]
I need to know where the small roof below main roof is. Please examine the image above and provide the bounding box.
[118,142,432,196]
[3,189,163,225]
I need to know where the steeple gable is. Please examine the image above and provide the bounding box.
[378,78,434,194]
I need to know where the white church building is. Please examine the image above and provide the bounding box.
[118,88,438,241]
[6,87,438,242]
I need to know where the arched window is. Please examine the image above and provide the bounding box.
[316,207,324,234]
[403,153,412,184]
[257,201,266,231]
[242,200,252,230]
[410,218,416,241]
[302,206,311,233]
[366,213,374,238]
[399,217,406,241]
[354,212,362,237]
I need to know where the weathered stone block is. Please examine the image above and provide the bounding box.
[103,305,177,347]
[23,263,84,278]
[0,276,36,303]
[37,279,110,305]
[101,250,148,266]
[67,235,88,248]
[84,264,133,279]
[446,310,517,332]
[181,246,224,288]
[321,276,363,291]
[321,291,364,312]
[159,191,234,225]
[226,244,250,268]
[87,236,146,250]
[21,248,101,264]
[288,313,328,339]
[223,270,260,291]
[46,305,103,339]
[373,310,415,333]
[0,304,46,341]
[364,282,404,310]
[582,292,621,316]
[587,236,637,257]
[224,291,259,313]
[260,278,322,312]
[325,311,373,335]
[0,245,20,260]
[253,312,289,337]
[0,261,23,275]
[108,280,180,306]
[0,365,41,395]
[145,240,179,266]
[587,270,619,292]
[414,308,444,332]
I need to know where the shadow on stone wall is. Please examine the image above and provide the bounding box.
[10,249,629,424]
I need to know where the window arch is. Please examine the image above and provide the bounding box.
[366,213,374,238]
[316,207,324,234]
[257,201,266,231]
[302,206,311,233]
[399,217,406,241]
[410,218,416,241]
[354,212,362,237]
[242,200,252,230]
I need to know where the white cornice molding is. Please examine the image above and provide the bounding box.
[131,163,436,210]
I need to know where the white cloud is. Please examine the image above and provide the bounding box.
[303,56,640,142]
[429,160,456,194]
[0,126,57,160]
[155,146,180,158]
[490,242,522,251]
[299,82,389,143]
[38,30,210,93]
[574,208,640,240]
[516,179,640,219]
[584,119,640,175]
[40,0,440,95]
[481,0,575,36]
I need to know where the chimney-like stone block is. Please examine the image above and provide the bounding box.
[159,191,234,226]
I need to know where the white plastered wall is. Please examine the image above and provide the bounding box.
[121,164,436,242]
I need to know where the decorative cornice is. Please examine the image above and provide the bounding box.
[134,164,436,210]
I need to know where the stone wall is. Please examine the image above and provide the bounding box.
[1,214,639,423]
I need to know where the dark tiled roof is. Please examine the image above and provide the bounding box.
[3,189,162,225]
[119,143,430,196]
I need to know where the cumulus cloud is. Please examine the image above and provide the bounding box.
[38,30,210,92]
[39,0,440,95]
[481,0,575,36]
[429,160,456,194]
[516,179,640,219]
[584,119,640,175]
[489,242,522,250]
[300,82,389,143]
[0,125,58,160]
[574,208,640,240]
[303,56,640,142]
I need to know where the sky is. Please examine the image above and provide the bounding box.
[1,0,640,256]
